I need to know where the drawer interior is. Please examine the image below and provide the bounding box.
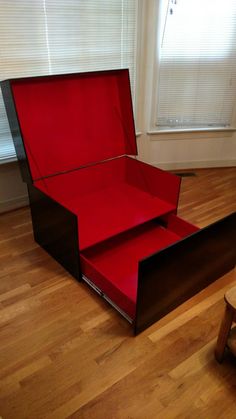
[80,215,199,319]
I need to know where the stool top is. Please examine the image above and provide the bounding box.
[225,285,236,310]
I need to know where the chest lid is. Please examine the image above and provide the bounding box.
[3,69,137,181]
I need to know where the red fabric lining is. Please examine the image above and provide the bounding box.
[74,184,175,249]
[11,70,137,180]
[125,157,181,207]
[81,221,182,318]
[35,157,180,249]
[165,214,200,237]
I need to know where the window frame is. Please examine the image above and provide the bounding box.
[148,0,236,136]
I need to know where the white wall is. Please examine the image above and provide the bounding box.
[136,131,236,170]
[0,162,28,213]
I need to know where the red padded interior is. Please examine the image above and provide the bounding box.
[125,157,181,207]
[35,157,181,249]
[164,213,199,237]
[11,70,137,180]
[81,221,183,318]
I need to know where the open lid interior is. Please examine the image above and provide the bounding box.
[10,69,137,180]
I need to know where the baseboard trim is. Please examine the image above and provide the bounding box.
[152,160,236,171]
[0,194,29,214]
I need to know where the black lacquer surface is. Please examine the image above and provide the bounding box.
[28,184,80,281]
[1,80,32,182]
[135,212,236,334]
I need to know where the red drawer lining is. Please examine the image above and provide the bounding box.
[81,221,182,318]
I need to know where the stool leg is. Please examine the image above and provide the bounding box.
[215,305,234,363]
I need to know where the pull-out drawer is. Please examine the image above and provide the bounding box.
[81,213,235,334]
[80,215,198,320]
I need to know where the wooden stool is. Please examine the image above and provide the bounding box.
[215,286,236,363]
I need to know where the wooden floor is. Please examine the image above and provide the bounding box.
[0,167,235,419]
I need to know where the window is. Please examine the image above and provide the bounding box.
[0,0,138,162]
[156,0,236,130]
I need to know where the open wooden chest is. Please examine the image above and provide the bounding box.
[1,69,235,334]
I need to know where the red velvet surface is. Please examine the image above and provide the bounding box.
[35,157,179,249]
[35,156,126,203]
[74,184,175,249]
[11,70,137,180]
[81,221,182,318]
[165,214,199,237]
[125,157,181,207]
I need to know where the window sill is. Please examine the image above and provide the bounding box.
[148,127,236,135]
[0,156,17,165]
[147,127,236,141]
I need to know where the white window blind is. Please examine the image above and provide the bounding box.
[0,0,138,162]
[157,0,236,130]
